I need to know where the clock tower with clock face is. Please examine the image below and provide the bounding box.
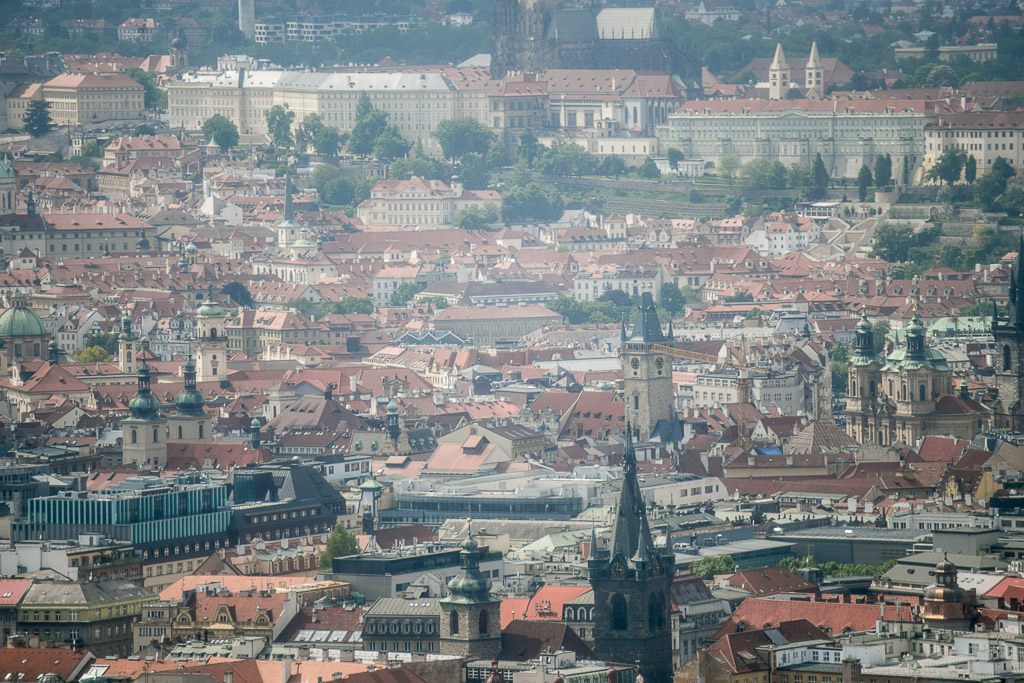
[589,423,675,683]
[622,292,675,441]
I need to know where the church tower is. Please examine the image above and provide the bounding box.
[122,360,167,469]
[622,292,674,442]
[168,352,211,442]
[768,43,791,100]
[805,41,824,96]
[994,238,1024,430]
[117,310,138,375]
[439,523,501,659]
[194,291,227,383]
[276,175,300,249]
[845,311,881,443]
[0,160,15,215]
[589,424,674,683]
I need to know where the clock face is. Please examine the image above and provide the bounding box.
[630,358,640,370]
[655,356,664,370]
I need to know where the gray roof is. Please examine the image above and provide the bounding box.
[22,579,155,606]
[545,9,598,43]
[773,527,928,542]
[365,597,440,618]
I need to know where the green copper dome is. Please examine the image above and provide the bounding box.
[196,295,225,318]
[184,241,199,255]
[128,364,162,420]
[0,304,46,338]
[175,388,205,416]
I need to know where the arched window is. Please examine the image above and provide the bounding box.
[177,426,183,439]
[633,106,638,125]
[199,424,204,439]
[611,593,628,631]
[131,429,137,444]
[648,592,659,631]
[449,610,459,635]
[153,427,159,442]
[870,381,876,397]
[1005,345,1012,371]
[919,384,926,401]
[479,609,488,636]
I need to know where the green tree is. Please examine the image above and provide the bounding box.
[389,282,427,307]
[902,155,910,185]
[537,142,597,178]
[433,118,495,162]
[314,127,344,157]
[318,523,359,569]
[486,142,509,169]
[501,182,563,223]
[373,127,412,161]
[126,68,166,109]
[517,129,544,167]
[872,321,890,357]
[265,105,295,149]
[454,204,499,230]
[355,93,373,121]
[992,157,1017,183]
[334,297,374,314]
[83,332,120,356]
[420,296,449,310]
[348,110,389,157]
[691,554,736,580]
[323,177,355,205]
[75,346,110,363]
[390,156,447,181]
[811,152,830,193]
[874,153,892,189]
[925,65,958,87]
[832,360,849,396]
[597,154,626,178]
[222,282,254,307]
[857,164,873,201]
[964,155,977,184]
[311,164,342,198]
[637,157,661,179]
[926,148,965,186]
[295,113,325,154]
[80,140,105,158]
[718,153,740,181]
[24,100,52,138]
[202,114,239,152]
[458,152,490,190]
[740,158,787,190]
[666,147,683,171]
[133,124,157,136]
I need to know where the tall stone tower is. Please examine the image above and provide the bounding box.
[238,0,255,39]
[845,311,881,443]
[805,41,824,96]
[0,160,15,215]
[589,425,674,683]
[122,360,167,469]
[994,238,1024,430]
[168,353,211,442]
[768,43,791,100]
[622,292,674,442]
[194,291,227,383]
[117,310,138,375]
[439,524,501,660]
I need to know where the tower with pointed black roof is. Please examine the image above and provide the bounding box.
[589,424,674,683]
[622,292,673,441]
[994,237,1024,431]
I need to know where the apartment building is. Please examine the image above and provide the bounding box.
[117,18,164,42]
[658,98,929,179]
[924,111,1023,175]
[41,74,145,126]
[573,264,664,303]
[168,69,491,155]
[0,211,157,257]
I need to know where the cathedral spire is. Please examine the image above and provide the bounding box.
[770,42,789,70]
[807,41,821,69]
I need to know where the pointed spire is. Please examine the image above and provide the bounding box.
[807,41,821,68]
[770,42,789,70]
[1014,231,1024,326]
[283,173,294,223]
[667,319,674,342]
[622,418,636,475]
[620,320,628,343]
[590,520,598,558]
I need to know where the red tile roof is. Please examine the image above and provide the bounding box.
[715,598,914,639]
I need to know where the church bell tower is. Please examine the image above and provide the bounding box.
[622,292,674,441]
[994,237,1024,430]
[589,423,674,683]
